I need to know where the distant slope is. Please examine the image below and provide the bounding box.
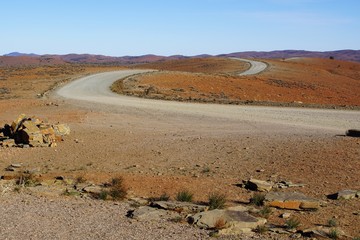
[1,50,360,67]
[219,50,360,62]
[4,52,39,57]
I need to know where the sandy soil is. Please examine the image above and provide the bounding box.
[0,58,360,239]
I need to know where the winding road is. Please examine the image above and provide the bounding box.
[231,58,268,75]
[56,66,360,135]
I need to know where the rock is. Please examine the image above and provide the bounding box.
[245,179,273,192]
[334,190,358,200]
[53,124,70,137]
[1,139,15,147]
[265,192,320,210]
[129,197,149,206]
[10,113,27,133]
[301,226,345,238]
[128,206,180,221]
[151,201,208,214]
[280,212,291,219]
[83,186,103,195]
[0,114,70,147]
[10,163,22,168]
[346,129,360,137]
[189,207,266,234]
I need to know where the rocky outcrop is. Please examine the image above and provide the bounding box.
[0,114,70,147]
[264,192,320,210]
[189,207,266,234]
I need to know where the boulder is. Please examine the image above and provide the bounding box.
[265,192,320,210]
[334,190,358,200]
[189,207,266,234]
[0,114,70,147]
[245,179,273,192]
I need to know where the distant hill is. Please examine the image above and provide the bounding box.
[4,52,39,57]
[1,50,360,67]
[219,50,360,62]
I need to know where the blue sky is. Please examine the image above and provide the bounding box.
[1,0,359,56]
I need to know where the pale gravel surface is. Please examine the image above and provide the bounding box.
[230,58,268,75]
[0,193,209,240]
[56,70,360,134]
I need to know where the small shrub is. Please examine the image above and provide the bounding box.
[250,193,265,206]
[170,216,183,223]
[259,206,272,218]
[109,177,127,201]
[16,173,39,187]
[328,228,339,239]
[75,175,87,184]
[208,192,227,210]
[201,167,211,173]
[98,190,109,200]
[63,189,80,197]
[214,218,227,230]
[255,225,269,234]
[176,190,193,202]
[285,217,300,230]
[149,192,170,202]
[328,218,337,227]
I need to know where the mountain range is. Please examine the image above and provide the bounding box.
[1,50,360,66]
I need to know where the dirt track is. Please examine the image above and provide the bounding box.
[56,70,360,135]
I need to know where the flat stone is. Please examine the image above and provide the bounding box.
[10,163,22,168]
[189,207,266,234]
[336,190,358,200]
[83,186,103,195]
[265,192,320,210]
[151,201,208,214]
[301,226,345,238]
[245,179,273,192]
[128,206,180,221]
[129,197,149,206]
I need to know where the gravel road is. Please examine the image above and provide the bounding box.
[230,58,267,75]
[56,70,360,135]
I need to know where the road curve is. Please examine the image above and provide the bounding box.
[56,70,360,134]
[230,58,268,75]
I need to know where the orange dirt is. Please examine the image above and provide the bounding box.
[126,58,360,108]
[1,58,360,237]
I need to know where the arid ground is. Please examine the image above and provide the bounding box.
[0,58,359,239]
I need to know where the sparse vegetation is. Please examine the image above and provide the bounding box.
[16,173,39,187]
[170,216,183,223]
[250,193,265,206]
[214,218,227,230]
[285,217,300,230]
[176,190,193,202]
[98,190,108,200]
[149,192,170,202]
[258,206,272,218]
[255,225,269,234]
[208,192,227,210]
[328,218,338,227]
[75,175,87,184]
[328,228,339,239]
[201,167,211,173]
[109,177,127,201]
[63,189,81,197]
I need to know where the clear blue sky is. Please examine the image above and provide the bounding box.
[1,0,359,56]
